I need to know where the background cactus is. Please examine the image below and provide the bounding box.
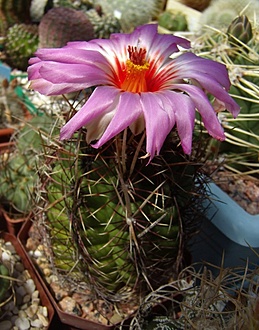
[38,6,95,48]
[158,10,188,31]
[86,8,122,38]
[193,15,259,176]
[0,0,31,37]
[198,0,259,32]
[0,153,37,214]
[4,24,39,71]
[91,0,165,32]
[0,114,59,215]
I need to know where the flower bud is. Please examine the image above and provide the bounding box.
[227,15,253,45]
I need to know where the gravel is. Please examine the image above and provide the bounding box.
[0,239,50,330]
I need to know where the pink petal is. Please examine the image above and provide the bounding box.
[172,84,225,140]
[140,92,176,159]
[34,47,109,66]
[93,92,142,148]
[189,74,239,117]
[171,52,231,89]
[39,62,108,84]
[162,91,196,154]
[30,78,83,95]
[60,86,120,140]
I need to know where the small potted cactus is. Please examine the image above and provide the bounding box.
[0,114,59,235]
[0,151,37,235]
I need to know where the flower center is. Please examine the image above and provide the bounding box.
[121,46,150,93]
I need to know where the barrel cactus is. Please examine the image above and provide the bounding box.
[5,23,39,71]
[38,6,95,48]
[40,126,205,301]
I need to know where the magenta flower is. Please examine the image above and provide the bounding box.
[28,24,239,159]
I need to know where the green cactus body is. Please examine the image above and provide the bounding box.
[42,128,203,301]
[0,155,37,214]
[158,10,188,31]
[0,115,61,216]
[5,23,39,71]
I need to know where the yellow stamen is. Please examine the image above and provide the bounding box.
[121,46,150,93]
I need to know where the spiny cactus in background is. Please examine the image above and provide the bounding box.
[39,119,205,305]
[0,153,37,215]
[92,0,164,32]
[158,10,188,32]
[86,8,122,38]
[179,0,211,12]
[0,114,60,215]
[4,24,39,71]
[0,0,31,37]
[198,0,259,32]
[39,7,95,48]
[193,16,259,176]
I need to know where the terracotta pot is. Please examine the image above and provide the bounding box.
[0,231,55,329]
[1,208,31,236]
[0,127,14,143]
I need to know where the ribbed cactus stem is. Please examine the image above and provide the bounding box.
[39,7,95,48]
[42,127,203,300]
